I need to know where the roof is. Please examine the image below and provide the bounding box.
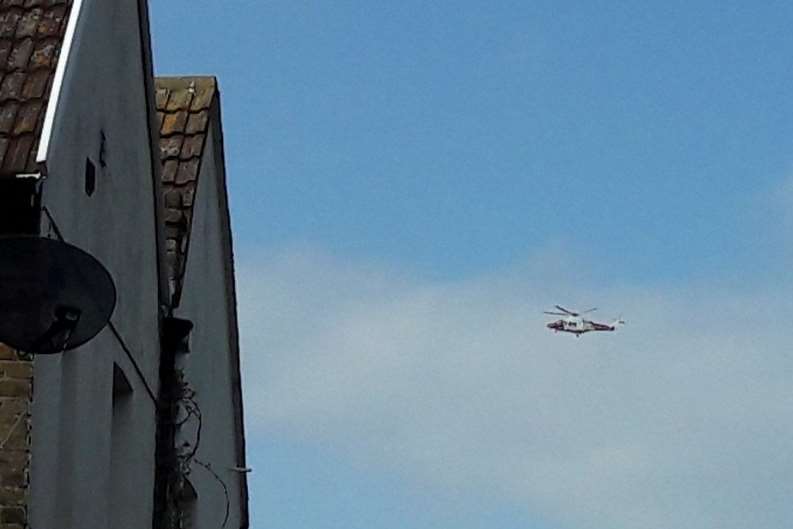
[154,76,217,306]
[0,0,73,176]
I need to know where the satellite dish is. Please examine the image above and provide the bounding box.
[0,237,116,355]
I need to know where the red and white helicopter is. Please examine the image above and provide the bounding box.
[544,305,624,337]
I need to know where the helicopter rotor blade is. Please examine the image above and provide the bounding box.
[544,311,568,316]
[580,308,597,314]
[555,305,578,316]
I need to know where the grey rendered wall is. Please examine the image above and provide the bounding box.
[29,1,161,528]
[175,125,245,529]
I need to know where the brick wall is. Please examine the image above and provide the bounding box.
[0,344,31,529]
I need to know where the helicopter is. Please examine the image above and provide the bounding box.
[544,305,624,337]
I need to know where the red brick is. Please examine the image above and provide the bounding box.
[0,506,26,524]
[0,487,24,506]
[0,451,27,472]
[0,362,31,380]
[0,466,26,486]
[0,380,29,399]
[0,400,27,423]
[0,415,29,451]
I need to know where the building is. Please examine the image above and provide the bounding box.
[155,76,249,529]
[0,2,248,528]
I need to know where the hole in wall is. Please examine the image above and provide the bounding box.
[85,158,96,196]
[99,130,107,168]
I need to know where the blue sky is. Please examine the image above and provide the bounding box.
[151,2,793,528]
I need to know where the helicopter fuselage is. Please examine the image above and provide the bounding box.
[544,306,623,337]
[546,317,617,336]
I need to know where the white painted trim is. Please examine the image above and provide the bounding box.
[14,172,42,179]
[36,0,86,164]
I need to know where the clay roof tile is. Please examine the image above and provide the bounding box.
[154,76,217,306]
[0,0,75,176]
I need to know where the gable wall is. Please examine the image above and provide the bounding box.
[174,123,247,529]
[29,1,161,528]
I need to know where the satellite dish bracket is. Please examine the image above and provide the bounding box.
[30,305,82,354]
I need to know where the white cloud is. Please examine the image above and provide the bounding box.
[237,246,793,529]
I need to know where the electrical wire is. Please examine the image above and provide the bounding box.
[194,459,231,529]
[172,371,231,529]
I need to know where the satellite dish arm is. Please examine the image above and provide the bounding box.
[30,305,81,353]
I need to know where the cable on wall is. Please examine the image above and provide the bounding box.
[42,206,157,403]
[170,367,231,529]
[194,459,231,529]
